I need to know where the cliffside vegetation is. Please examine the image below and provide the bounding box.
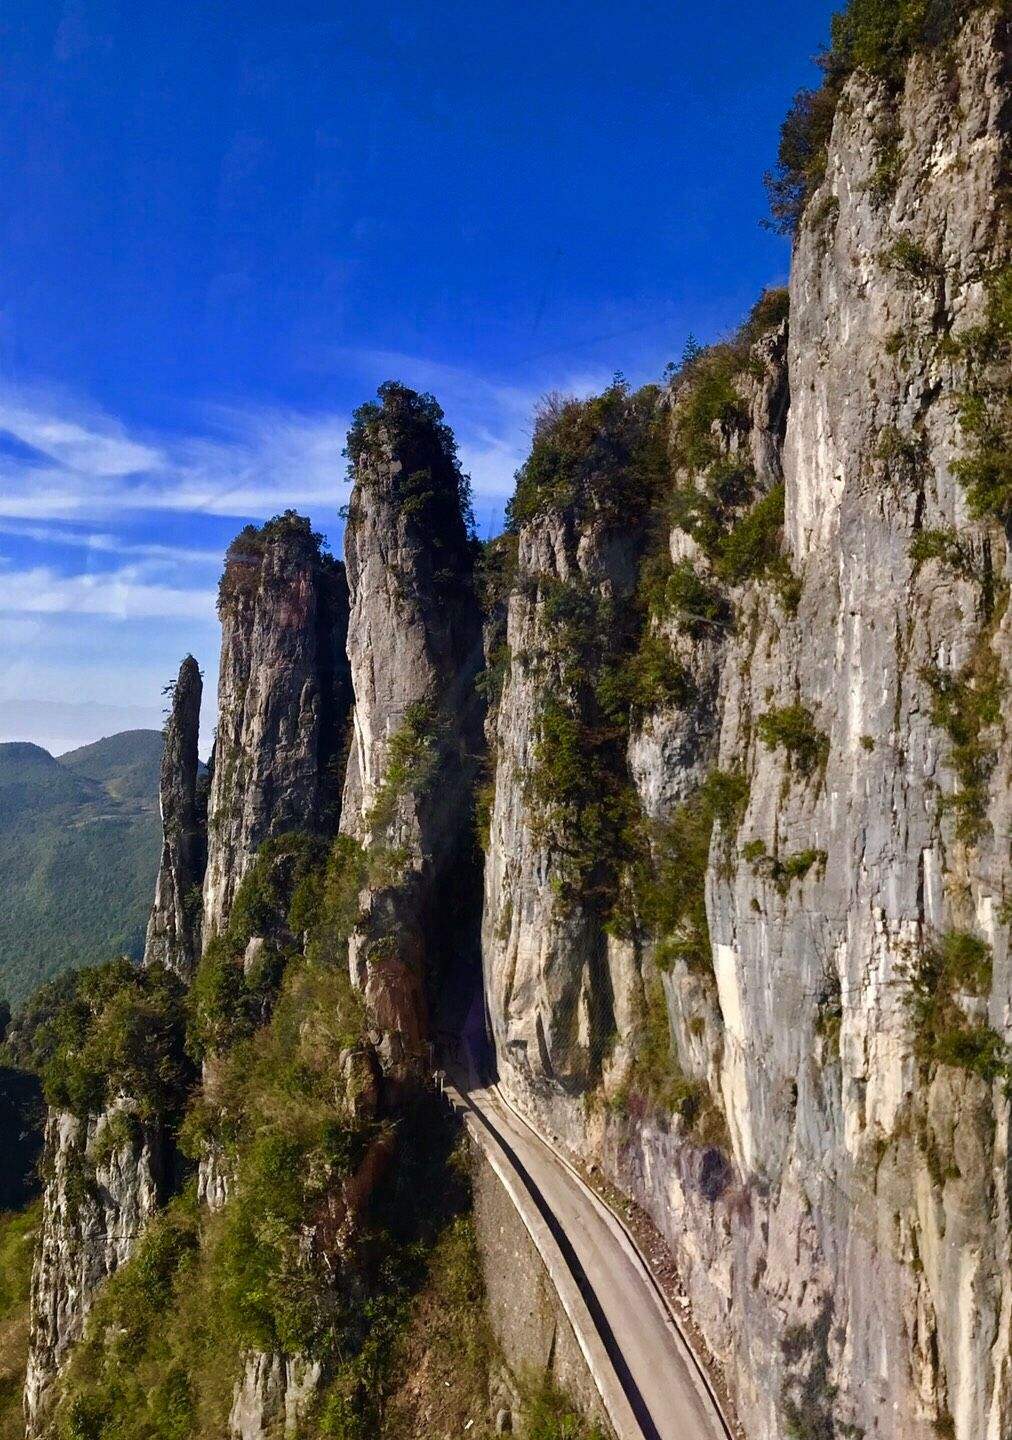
[22,818,478,1440]
[345,381,479,595]
[765,0,994,232]
[8,958,190,1124]
[0,1204,39,1440]
[517,291,787,911]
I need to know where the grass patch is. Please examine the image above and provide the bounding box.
[923,611,1005,844]
[632,770,750,973]
[905,931,1010,1085]
[0,1201,40,1440]
[520,1375,609,1440]
[744,841,828,895]
[952,265,1012,524]
[757,705,829,777]
[883,235,939,282]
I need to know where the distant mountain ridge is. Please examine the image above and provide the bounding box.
[0,730,163,1007]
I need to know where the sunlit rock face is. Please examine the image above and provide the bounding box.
[202,514,351,942]
[483,12,1012,1439]
[339,385,484,1076]
[24,1105,167,1436]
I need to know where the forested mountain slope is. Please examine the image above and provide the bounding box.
[0,733,163,1006]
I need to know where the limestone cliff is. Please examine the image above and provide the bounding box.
[339,383,484,1074]
[14,12,1010,1440]
[483,11,1011,1440]
[143,655,205,977]
[203,513,351,941]
[24,1106,167,1435]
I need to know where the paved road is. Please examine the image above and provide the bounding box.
[461,1075,732,1440]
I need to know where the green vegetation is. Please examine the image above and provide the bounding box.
[657,560,732,638]
[765,0,989,233]
[218,510,333,609]
[923,616,1005,844]
[744,841,828,895]
[780,1303,839,1440]
[906,931,1010,1085]
[883,234,939,281]
[909,527,979,583]
[346,382,477,560]
[506,381,665,532]
[657,302,798,614]
[619,632,693,713]
[10,958,190,1122]
[0,1202,41,1440]
[615,976,727,1145]
[952,264,1012,524]
[529,689,639,907]
[366,701,444,839]
[50,885,486,1440]
[634,770,750,974]
[0,734,164,1008]
[757,705,830,777]
[186,832,327,1062]
[866,123,903,200]
[815,967,844,1055]
[520,1376,609,1440]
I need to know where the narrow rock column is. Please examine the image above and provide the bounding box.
[143,654,204,977]
[340,383,484,1074]
[202,513,351,942]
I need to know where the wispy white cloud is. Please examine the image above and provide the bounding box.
[0,519,221,565]
[0,355,612,533]
[330,346,611,500]
[0,384,351,526]
[0,394,162,476]
[0,564,215,620]
[0,358,618,750]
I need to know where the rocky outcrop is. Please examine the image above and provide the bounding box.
[143,654,205,977]
[339,384,484,1074]
[203,513,351,942]
[228,1353,321,1440]
[24,1105,166,1435]
[483,12,1011,1440]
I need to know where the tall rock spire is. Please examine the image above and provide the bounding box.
[339,382,484,1074]
[143,654,204,977]
[202,512,351,942]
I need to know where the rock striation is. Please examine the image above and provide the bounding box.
[24,1106,166,1435]
[482,11,1011,1440]
[203,513,351,941]
[143,654,205,977]
[16,13,1010,1440]
[339,383,484,1074]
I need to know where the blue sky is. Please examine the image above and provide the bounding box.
[0,0,837,754]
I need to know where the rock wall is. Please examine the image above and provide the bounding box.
[24,1105,166,1435]
[469,1130,614,1438]
[339,384,484,1073]
[144,654,205,977]
[203,513,351,941]
[483,12,1011,1440]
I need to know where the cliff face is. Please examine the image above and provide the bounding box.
[339,384,484,1073]
[143,655,205,977]
[24,1106,166,1436]
[15,14,1010,1440]
[203,514,351,941]
[483,12,1010,1440]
